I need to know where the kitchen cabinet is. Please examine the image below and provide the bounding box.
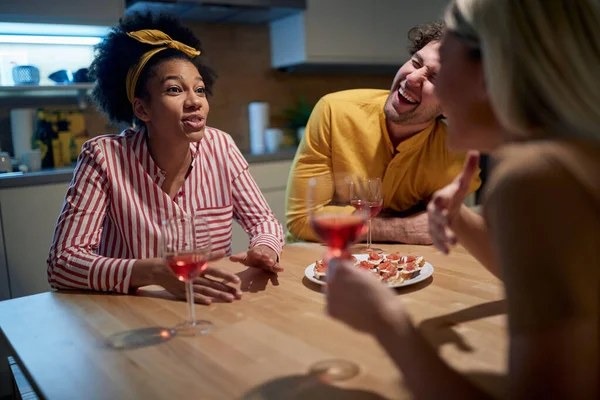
[270,0,449,70]
[0,0,124,26]
[231,159,291,254]
[0,182,69,299]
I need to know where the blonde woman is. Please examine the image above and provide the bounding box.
[325,0,599,398]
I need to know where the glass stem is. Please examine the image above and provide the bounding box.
[368,219,372,249]
[187,279,196,324]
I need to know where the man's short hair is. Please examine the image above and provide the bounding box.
[407,21,445,55]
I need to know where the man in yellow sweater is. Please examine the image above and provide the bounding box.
[286,22,481,244]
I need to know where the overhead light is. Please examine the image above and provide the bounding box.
[0,22,110,37]
[0,35,102,46]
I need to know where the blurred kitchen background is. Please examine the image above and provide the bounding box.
[0,0,455,301]
[0,0,453,159]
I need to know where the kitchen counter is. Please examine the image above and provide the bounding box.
[0,147,298,189]
[0,167,76,189]
[244,147,298,163]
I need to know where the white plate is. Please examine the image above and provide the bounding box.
[304,253,434,288]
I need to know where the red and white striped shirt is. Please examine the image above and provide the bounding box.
[47,127,285,294]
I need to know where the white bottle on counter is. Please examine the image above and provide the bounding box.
[248,102,269,155]
[265,128,283,153]
[10,108,36,160]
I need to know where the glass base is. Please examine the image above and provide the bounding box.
[309,359,360,382]
[350,244,385,254]
[175,319,213,336]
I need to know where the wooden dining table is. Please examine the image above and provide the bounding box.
[0,243,507,399]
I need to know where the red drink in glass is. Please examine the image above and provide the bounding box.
[311,214,367,252]
[350,199,365,212]
[367,201,383,219]
[166,251,208,281]
[351,199,383,219]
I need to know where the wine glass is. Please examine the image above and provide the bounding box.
[306,173,366,381]
[349,177,383,253]
[162,214,212,336]
[307,174,369,262]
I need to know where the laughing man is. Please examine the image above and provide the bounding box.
[285,21,481,245]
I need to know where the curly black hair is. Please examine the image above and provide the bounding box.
[89,12,217,125]
[407,21,445,55]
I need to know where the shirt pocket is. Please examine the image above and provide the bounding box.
[194,205,233,254]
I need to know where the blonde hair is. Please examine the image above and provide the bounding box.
[445,0,600,141]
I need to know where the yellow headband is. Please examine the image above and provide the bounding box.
[125,29,201,104]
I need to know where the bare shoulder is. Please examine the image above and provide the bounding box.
[485,139,600,209]
[484,147,556,213]
[484,140,600,339]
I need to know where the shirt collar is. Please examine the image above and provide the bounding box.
[380,112,438,153]
[130,126,201,183]
[190,139,200,160]
[396,120,438,152]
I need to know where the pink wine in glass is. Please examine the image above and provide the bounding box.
[350,199,365,212]
[311,214,367,251]
[166,251,208,281]
[350,199,383,219]
[367,201,383,219]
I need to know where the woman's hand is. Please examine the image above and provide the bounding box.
[325,258,405,335]
[230,245,283,273]
[155,265,243,305]
[133,251,243,305]
[427,151,480,254]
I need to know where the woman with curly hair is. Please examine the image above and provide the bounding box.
[47,12,285,305]
[326,0,598,398]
